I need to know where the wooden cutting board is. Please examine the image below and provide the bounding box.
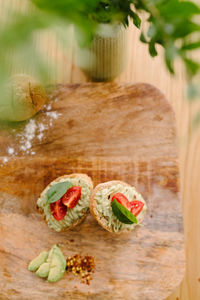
[0,83,185,300]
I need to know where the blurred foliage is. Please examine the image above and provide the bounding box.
[0,0,199,91]
[32,0,200,78]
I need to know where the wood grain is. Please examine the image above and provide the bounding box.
[1,1,200,299]
[0,83,185,300]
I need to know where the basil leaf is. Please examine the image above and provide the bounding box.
[111,199,137,225]
[149,40,157,57]
[46,181,73,204]
[130,11,141,29]
[182,41,200,51]
[184,58,200,77]
[140,32,148,44]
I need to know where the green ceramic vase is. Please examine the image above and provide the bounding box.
[76,23,128,81]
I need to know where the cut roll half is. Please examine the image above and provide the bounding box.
[37,174,93,232]
[90,180,147,233]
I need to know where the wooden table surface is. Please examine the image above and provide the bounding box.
[1,1,200,300]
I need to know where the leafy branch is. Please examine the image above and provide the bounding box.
[33,0,200,79]
[0,0,200,84]
[137,0,200,78]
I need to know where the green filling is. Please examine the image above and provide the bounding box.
[95,183,147,232]
[37,177,92,232]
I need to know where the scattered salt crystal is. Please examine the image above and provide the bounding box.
[0,157,9,166]
[46,111,60,120]
[3,157,8,163]
[46,104,52,111]
[25,141,31,149]
[20,145,26,151]
[37,133,44,141]
[2,102,62,160]
[24,119,36,141]
[38,123,45,132]
[8,147,14,155]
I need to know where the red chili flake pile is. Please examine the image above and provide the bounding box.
[66,254,95,285]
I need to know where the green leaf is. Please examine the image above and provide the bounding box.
[158,0,200,19]
[130,11,141,29]
[111,199,138,225]
[182,41,200,51]
[147,24,157,38]
[187,83,200,100]
[46,181,73,204]
[184,58,200,77]
[149,40,157,57]
[173,21,200,39]
[164,44,178,74]
[165,55,174,74]
[140,32,148,44]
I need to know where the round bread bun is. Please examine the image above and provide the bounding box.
[90,180,147,233]
[37,173,93,232]
[0,73,47,122]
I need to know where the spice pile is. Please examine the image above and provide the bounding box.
[66,254,95,285]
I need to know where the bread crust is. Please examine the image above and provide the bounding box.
[37,173,93,232]
[90,180,145,234]
[1,74,47,122]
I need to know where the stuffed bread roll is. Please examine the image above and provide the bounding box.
[90,180,147,233]
[37,174,93,232]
